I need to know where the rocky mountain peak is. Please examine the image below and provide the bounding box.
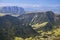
[0,6,25,15]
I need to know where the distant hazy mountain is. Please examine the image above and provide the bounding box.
[0,6,25,15]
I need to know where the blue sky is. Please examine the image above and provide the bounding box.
[0,0,60,14]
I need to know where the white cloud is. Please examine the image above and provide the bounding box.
[0,3,40,8]
[0,3,60,8]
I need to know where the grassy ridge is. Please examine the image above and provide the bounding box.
[15,28,60,40]
[15,22,60,40]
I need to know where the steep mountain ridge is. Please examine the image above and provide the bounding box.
[0,15,39,40]
[18,11,57,31]
[18,12,48,25]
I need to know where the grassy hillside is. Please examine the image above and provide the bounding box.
[14,22,60,40]
[14,28,60,40]
[0,12,60,40]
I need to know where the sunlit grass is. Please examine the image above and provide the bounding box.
[14,27,60,40]
[53,28,60,36]
[15,37,35,40]
[15,37,23,40]
[0,13,6,16]
[32,22,48,29]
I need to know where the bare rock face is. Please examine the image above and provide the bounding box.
[46,11,55,24]
[43,11,55,31]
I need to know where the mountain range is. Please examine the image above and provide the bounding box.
[0,7,60,40]
[0,6,25,15]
